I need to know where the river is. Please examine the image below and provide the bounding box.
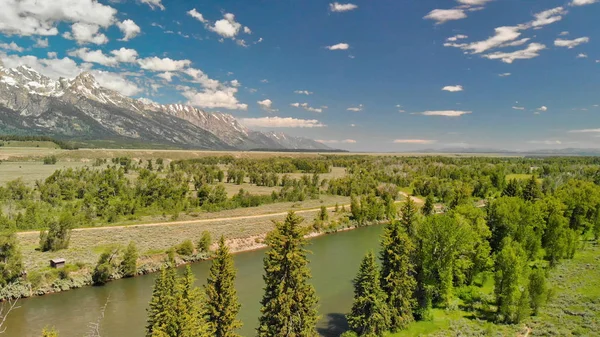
[4,224,384,336]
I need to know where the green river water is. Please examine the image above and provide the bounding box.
[5,224,384,337]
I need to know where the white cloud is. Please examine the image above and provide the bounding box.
[260,79,269,83]
[230,79,241,87]
[442,85,463,92]
[446,34,468,42]
[419,110,471,117]
[499,72,511,77]
[456,0,492,4]
[424,9,467,24]
[258,99,277,112]
[34,38,49,48]
[187,9,207,23]
[92,70,141,96]
[141,0,165,10]
[110,48,138,63]
[210,13,242,38]
[499,38,530,48]
[483,43,546,63]
[537,106,548,112]
[569,128,600,133]
[138,57,191,71]
[326,43,350,50]
[512,106,525,110]
[0,0,117,37]
[393,139,437,144]
[240,116,325,128]
[290,102,323,113]
[294,90,313,95]
[47,52,57,58]
[528,140,562,145]
[570,0,598,6]
[157,72,174,82]
[347,104,364,112]
[0,53,90,79]
[559,31,570,36]
[461,26,523,54]
[68,48,117,66]
[0,41,24,52]
[554,37,590,48]
[183,86,248,110]
[329,2,358,12]
[317,139,357,144]
[531,7,567,28]
[182,67,220,89]
[63,23,109,45]
[576,53,588,58]
[244,26,252,34]
[117,19,141,41]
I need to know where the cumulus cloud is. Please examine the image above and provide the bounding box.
[138,57,191,72]
[531,7,568,28]
[92,70,141,96]
[117,19,141,41]
[424,9,467,24]
[157,72,174,82]
[326,43,350,50]
[68,48,117,66]
[0,53,90,79]
[393,139,437,144]
[141,0,165,10]
[290,102,323,113]
[329,2,358,12]
[182,67,220,89]
[110,48,138,63]
[317,139,357,144]
[243,26,252,34]
[0,41,24,52]
[210,13,242,38]
[183,86,248,110]
[442,85,463,92]
[537,106,548,112]
[230,79,240,87]
[554,37,589,48]
[0,0,117,37]
[347,104,364,112]
[240,117,325,128]
[483,43,546,63]
[187,9,207,23]
[576,53,588,58]
[34,38,49,48]
[499,73,511,77]
[294,90,313,95]
[258,99,277,112]
[419,110,471,117]
[570,0,598,5]
[63,23,109,45]
[446,34,468,42]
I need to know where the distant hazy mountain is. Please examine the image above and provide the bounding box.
[416,147,600,156]
[0,62,331,151]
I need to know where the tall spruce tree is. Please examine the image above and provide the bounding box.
[146,265,178,336]
[205,236,242,337]
[421,195,434,216]
[379,221,416,331]
[257,211,319,337]
[347,251,390,337]
[176,266,209,337]
[121,241,138,278]
[523,175,542,202]
[400,197,419,238]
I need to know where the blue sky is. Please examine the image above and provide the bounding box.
[0,0,599,151]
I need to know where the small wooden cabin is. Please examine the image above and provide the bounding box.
[50,258,66,268]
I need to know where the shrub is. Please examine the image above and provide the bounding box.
[120,241,138,278]
[43,155,57,165]
[176,239,195,256]
[92,248,119,285]
[197,231,212,253]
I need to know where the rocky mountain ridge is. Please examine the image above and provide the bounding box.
[0,63,330,150]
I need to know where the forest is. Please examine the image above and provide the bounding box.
[1,154,600,336]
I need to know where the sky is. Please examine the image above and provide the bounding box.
[0,0,599,152]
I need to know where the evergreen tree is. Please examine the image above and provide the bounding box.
[347,251,390,337]
[523,175,542,202]
[146,265,178,336]
[0,230,23,286]
[421,195,434,216]
[400,197,419,238]
[121,241,138,277]
[205,236,242,337]
[384,197,397,221]
[494,237,530,324]
[197,231,212,254]
[502,179,521,198]
[176,266,209,337]
[379,221,415,331]
[257,211,319,337]
[318,205,329,222]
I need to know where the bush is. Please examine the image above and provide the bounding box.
[176,239,195,256]
[39,213,75,252]
[197,231,212,253]
[120,241,138,278]
[43,155,57,165]
[92,248,119,285]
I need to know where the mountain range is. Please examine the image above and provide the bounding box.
[0,61,331,151]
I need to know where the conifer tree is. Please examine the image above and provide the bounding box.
[347,251,390,337]
[146,265,178,336]
[379,221,416,331]
[502,179,521,198]
[257,211,319,337]
[421,195,434,216]
[121,241,138,277]
[205,236,242,337]
[523,175,541,202]
[400,197,419,238]
[177,266,209,337]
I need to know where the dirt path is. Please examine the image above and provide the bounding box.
[18,193,423,235]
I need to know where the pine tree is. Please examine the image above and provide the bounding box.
[205,236,242,337]
[523,175,541,202]
[421,195,434,216]
[146,266,178,336]
[121,241,138,278]
[257,211,319,337]
[347,251,390,337]
[176,266,209,337]
[400,197,418,238]
[502,179,521,198]
[379,222,416,331]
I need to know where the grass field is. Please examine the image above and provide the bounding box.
[506,174,533,181]
[0,161,91,185]
[0,141,59,148]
